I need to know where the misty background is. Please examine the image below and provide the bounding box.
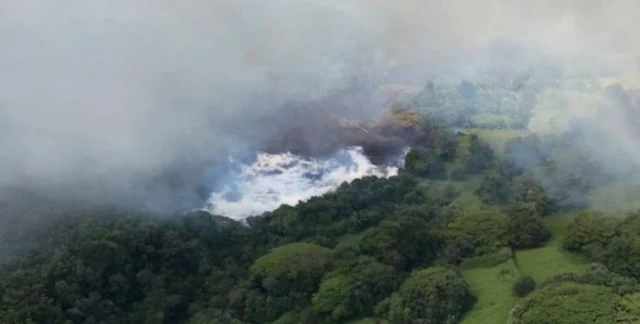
[1,0,639,217]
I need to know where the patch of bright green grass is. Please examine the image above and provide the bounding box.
[449,177,502,214]
[462,213,591,323]
[461,258,520,324]
[514,213,589,282]
[515,245,588,282]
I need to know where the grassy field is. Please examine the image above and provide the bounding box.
[514,212,589,281]
[459,211,589,324]
[420,176,502,215]
[461,259,520,324]
[422,123,618,323]
[515,246,588,282]
[452,80,640,322]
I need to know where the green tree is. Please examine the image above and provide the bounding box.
[312,257,397,322]
[563,211,619,259]
[379,267,475,324]
[312,275,350,320]
[359,208,443,271]
[465,135,495,174]
[509,177,550,216]
[602,236,640,279]
[506,203,551,249]
[475,171,509,204]
[250,243,333,297]
[403,148,446,179]
[445,211,510,257]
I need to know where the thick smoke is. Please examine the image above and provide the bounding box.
[206,147,403,219]
[1,0,640,216]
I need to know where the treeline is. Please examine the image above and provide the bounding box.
[0,177,477,323]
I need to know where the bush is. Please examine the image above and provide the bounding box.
[512,276,537,297]
[563,211,618,258]
[465,135,495,174]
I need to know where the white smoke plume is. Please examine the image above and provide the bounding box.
[1,0,639,215]
[206,147,403,219]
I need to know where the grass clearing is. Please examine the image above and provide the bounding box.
[514,213,589,282]
[462,213,590,323]
[461,258,520,324]
[515,245,588,282]
[422,176,500,214]
[449,177,502,215]
[418,178,494,218]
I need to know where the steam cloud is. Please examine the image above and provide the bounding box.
[1,0,640,215]
[206,147,404,219]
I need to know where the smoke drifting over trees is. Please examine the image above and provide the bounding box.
[1,0,640,212]
[6,2,640,323]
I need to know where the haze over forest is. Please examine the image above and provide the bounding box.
[1,0,639,212]
[2,1,640,324]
